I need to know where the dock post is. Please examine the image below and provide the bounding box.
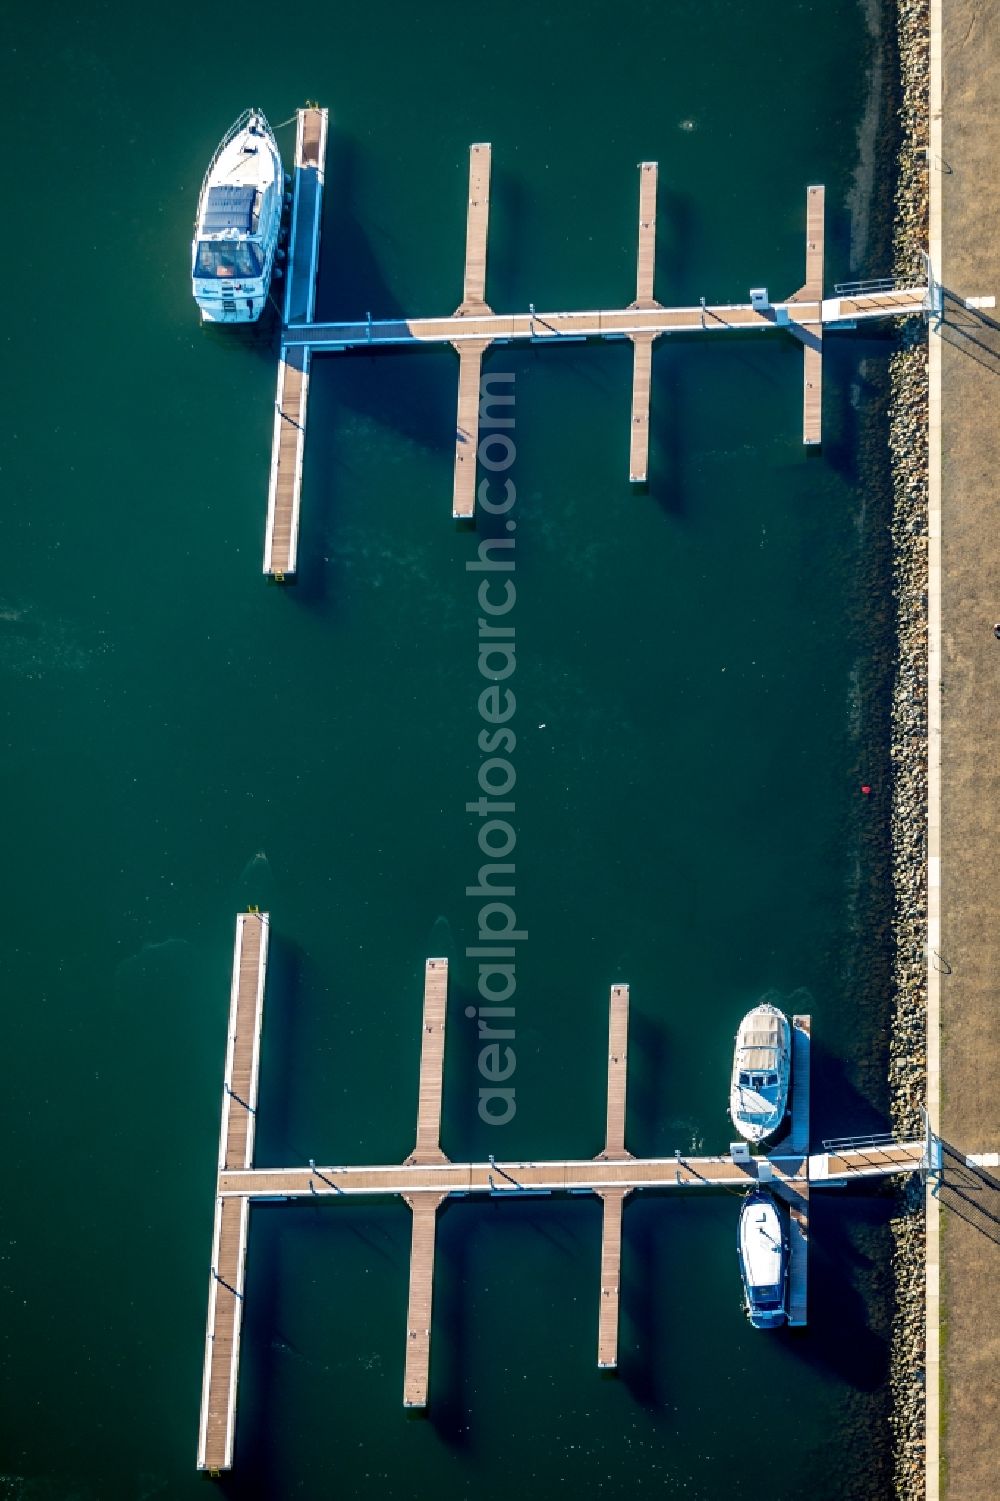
[402,1192,447,1406]
[628,162,661,483]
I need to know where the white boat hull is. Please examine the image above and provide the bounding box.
[738,1191,788,1329]
[191,110,284,324]
[729,1002,791,1143]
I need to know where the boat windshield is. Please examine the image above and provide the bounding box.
[753,1285,783,1308]
[739,1071,776,1091]
[195,240,264,280]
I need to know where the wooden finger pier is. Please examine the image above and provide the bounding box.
[259,106,932,579]
[197,912,930,1473]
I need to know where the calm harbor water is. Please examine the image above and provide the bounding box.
[3,3,901,1497]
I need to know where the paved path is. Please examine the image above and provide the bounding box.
[937,5,1000,1496]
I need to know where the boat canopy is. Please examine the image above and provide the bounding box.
[202,185,257,234]
[739,1012,783,1070]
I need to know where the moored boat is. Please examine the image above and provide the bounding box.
[729,1001,791,1143]
[191,109,284,323]
[737,1189,789,1329]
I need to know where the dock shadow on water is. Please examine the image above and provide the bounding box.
[251,935,308,1166]
[780,1192,893,1394]
[809,1032,890,1147]
[426,1199,471,1452]
[626,1006,671,1147]
[226,1207,285,1501]
[231,1201,412,1498]
[282,131,458,608]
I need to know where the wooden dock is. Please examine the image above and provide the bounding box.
[599,983,631,1160]
[780,1016,812,1326]
[597,1188,628,1368]
[594,983,631,1368]
[197,912,269,1474]
[452,145,494,519]
[788,1014,811,1155]
[263,106,328,579]
[197,921,934,1469]
[789,186,826,445]
[628,162,660,483]
[251,131,930,552]
[403,1193,447,1406]
[457,143,492,316]
[407,958,449,1164]
[453,340,491,520]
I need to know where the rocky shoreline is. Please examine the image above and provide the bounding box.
[886,1,929,1497]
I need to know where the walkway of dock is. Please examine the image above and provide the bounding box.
[408,958,449,1165]
[781,1017,811,1325]
[197,912,269,1474]
[263,107,328,580]
[452,145,493,518]
[197,927,933,1471]
[787,186,825,445]
[256,122,933,565]
[628,162,660,483]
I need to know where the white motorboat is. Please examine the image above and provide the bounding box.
[737,1190,789,1329]
[191,109,284,323]
[729,1001,791,1143]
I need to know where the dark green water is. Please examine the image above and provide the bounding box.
[2,2,902,1497]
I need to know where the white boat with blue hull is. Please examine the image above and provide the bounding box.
[729,1001,791,1143]
[738,1190,789,1329]
[191,109,284,324]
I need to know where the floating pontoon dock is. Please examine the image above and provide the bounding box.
[258,107,935,577]
[197,914,931,1474]
[196,911,269,1474]
[263,107,328,580]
